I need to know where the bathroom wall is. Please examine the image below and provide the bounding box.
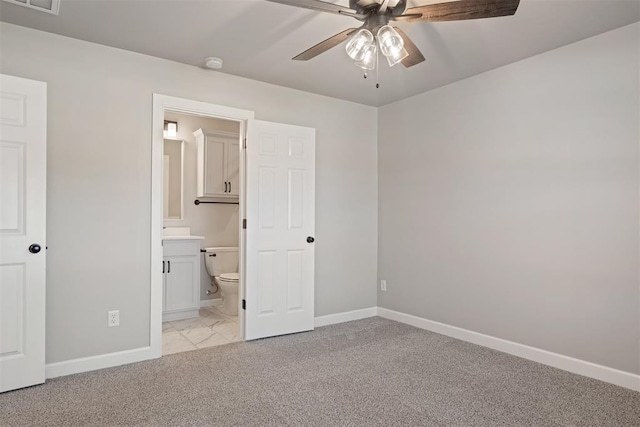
[0,22,378,365]
[378,23,639,374]
[163,112,241,301]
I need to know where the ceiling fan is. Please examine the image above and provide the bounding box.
[267,0,520,70]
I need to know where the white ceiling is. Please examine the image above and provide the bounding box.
[1,0,638,106]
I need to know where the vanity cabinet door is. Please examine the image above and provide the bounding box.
[202,137,227,197]
[164,255,199,312]
[195,128,239,199]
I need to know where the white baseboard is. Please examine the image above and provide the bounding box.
[377,307,640,392]
[200,298,222,308]
[46,346,156,379]
[44,307,376,380]
[314,307,377,327]
[162,309,199,323]
[44,306,639,392]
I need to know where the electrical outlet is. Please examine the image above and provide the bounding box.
[108,310,120,327]
[381,280,387,291]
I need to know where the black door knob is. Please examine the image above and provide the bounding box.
[29,244,41,254]
[307,236,315,243]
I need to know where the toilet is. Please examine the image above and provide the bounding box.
[203,247,239,316]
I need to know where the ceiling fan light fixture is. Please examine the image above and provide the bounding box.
[385,47,409,67]
[377,25,405,58]
[355,43,377,70]
[270,0,522,77]
[345,29,374,61]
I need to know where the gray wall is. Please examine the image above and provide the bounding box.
[0,23,378,364]
[378,23,639,374]
[1,20,636,374]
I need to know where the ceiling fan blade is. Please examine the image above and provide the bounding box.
[405,0,520,22]
[293,28,359,61]
[356,0,402,8]
[390,13,422,22]
[393,27,425,68]
[266,0,362,18]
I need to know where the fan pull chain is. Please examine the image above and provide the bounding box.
[375,42,380,89]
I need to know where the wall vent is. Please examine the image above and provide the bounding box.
[2,0,60,15]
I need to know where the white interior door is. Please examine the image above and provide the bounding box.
[244,120,315,340]
[0,74,47,392]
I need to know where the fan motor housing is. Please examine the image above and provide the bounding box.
[350,0,407,16]
[363,13,391,31]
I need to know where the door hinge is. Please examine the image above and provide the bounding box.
[242,219,247,229]
[243,138,247,149]
[242,299,246,310]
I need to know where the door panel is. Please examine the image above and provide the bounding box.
[287,169,304,229]
[0,74,47,393]
[245,120,315,340]
[286,250,304,311]
[257,250,276,315]
[0,264,25,357]
[258,167,277,229]
[0,142,25,233]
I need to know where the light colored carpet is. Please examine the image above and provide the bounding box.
[1,317,638,426]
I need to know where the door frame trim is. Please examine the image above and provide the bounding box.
[151,94,254,358]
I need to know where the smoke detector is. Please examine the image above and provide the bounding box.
[2,0,60,15]
[204,57,223,70]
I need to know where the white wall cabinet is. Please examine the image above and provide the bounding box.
[194,128,240,199]
[162,238,202,322]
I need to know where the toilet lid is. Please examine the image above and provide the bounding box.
[219,273,239,282]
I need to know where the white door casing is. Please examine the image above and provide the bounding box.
[244,120,315,340]
[163,155,170,218]
[0,74,47,393]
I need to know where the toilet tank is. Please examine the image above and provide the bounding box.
[203,247,238,276]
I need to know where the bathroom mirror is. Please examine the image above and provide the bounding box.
[163,138,184,220]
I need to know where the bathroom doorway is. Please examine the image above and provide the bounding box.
[160,111,244,355]
[150,94,317,360]
[151,96,254,358]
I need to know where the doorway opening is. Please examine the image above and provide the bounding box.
[161,111,243,355]
[151,95,254,358]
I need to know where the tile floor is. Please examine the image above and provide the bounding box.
[162,306,240,355]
